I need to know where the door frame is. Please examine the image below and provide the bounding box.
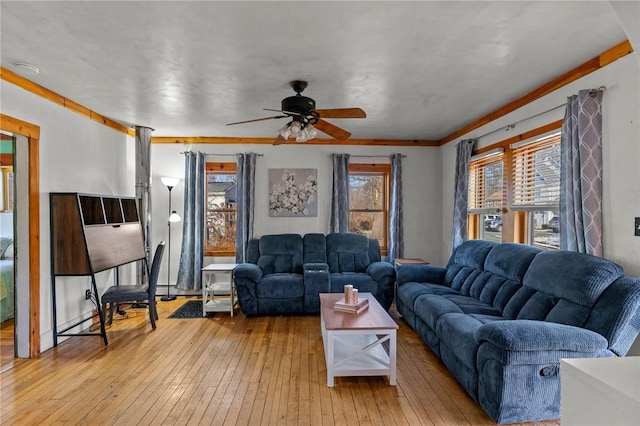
[0,113,40,357]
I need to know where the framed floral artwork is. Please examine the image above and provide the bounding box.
[268,168,318,217]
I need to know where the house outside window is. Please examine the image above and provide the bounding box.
[348,163,390,254]
[205,162,237,256]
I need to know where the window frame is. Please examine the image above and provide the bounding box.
[467,122,562,249]
[205,162,237,257]
[348,163,390,256]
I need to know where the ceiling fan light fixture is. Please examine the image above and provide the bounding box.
[296,129,310,143]
[289,121,302,136]
[278,123,291,139]
[306,123,318,139]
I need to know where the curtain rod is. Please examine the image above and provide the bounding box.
[474,86,606,141]
[337,154,407,158]
[179,152,263,156]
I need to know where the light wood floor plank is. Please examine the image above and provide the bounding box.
[0,299,561,426]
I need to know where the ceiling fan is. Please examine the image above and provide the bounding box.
[226,80,366,145]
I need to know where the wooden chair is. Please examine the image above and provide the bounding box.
[101,241,165,331]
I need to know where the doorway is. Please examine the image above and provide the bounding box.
[0,113,41,363]
[0,133,15,370]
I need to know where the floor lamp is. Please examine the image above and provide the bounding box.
[160,177,181,302]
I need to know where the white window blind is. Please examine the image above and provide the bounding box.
[468,151,504,213]
[512,133,561,209]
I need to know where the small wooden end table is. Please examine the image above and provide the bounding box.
[394,258,429,267]
[201,263,238,317]
[320,292,398,387]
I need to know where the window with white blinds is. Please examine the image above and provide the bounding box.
[511,133,561,209]
[468,150,504,213]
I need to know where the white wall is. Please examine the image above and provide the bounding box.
[440,53,640,274]
[1,80,135,351]
[150,143,442,285]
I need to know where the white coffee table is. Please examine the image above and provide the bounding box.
[201,263,238,317]
[319,292,398,387]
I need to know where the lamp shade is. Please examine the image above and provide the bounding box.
[161,177,180,188]
[169,210,181,223]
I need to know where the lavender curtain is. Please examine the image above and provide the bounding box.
[235,153,256,263]
[176,151,205,290]
[388,153,404,262]
[330,154,350,233]
[560,89,604,256]
[451,139,476,250]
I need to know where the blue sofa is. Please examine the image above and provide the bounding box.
[234,233,395,316]
[396,240,640,424]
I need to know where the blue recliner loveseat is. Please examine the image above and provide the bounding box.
[234,233,395,316]
[396,240,640,424]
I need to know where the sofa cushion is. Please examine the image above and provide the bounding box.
[523,250,623,307]
[484,243,540,282]
[446,240,495,271]
[257,234,303,274]
[255,273,304,299]
[329,272,377,295]
[515,251,625,327]
[437,313,485,371]
[303,233,327,264]
[326,233,370,273]
[413,293,502,335]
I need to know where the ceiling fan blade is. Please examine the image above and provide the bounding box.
[315,108,366,119]
[273,134,287,145]
[314,119,352,140]
[225,115,286,126]
[263,108,303,116]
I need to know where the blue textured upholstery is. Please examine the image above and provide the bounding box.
[396,240,640,424]
[235,233,395,315]
[326,233,370,272]
[257,234,303,274]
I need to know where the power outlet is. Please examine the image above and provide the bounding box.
[85,289,92,300]
[635,217,640,236]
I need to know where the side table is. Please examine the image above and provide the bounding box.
[394,258,429,267]
[201,263,238,317]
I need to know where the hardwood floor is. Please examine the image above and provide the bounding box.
[0,298,559,425]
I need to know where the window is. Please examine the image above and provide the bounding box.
[467,124,562,250]
[468,150,504,242]
[348,163,390,254]
[512,133,561,250]
[205,162,237,256]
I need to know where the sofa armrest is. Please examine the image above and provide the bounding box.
[476,320,609,353]
[396,265,446,286]
[366,262,396,311]
[233,263,263,283]
[303,263,330,313]
[366,261,395,282]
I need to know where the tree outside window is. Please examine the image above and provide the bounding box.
[206,162,237,256]
[348,163,390,254]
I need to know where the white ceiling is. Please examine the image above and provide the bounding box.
[0,1,628,141]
